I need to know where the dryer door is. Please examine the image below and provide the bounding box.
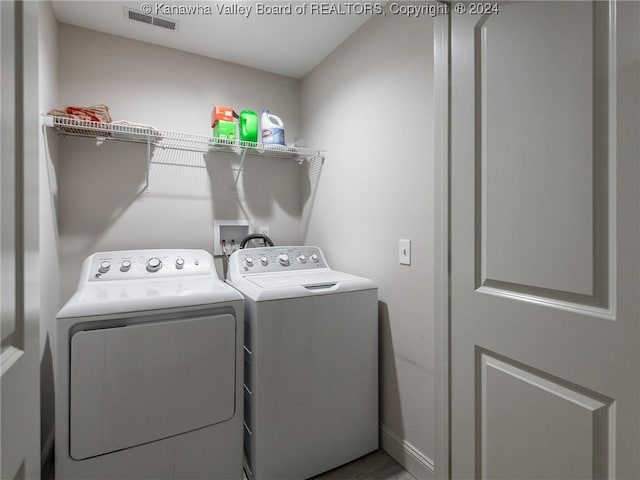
[69,313,236,460]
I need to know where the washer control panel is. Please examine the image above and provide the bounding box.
[237,246,326,274]
[88,249,213,281]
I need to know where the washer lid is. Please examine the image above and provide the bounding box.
[247,270,356,289]
[232,270,376,301]
[57,277,242,319]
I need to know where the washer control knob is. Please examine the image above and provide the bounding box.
[297,254,307,264]
[310,254,319,263]
[98,261,111,274]
[120,260,132,272]
[278,254,290,266]
[146,257,162,273]
[260,256,269,266]
[245,257,255,267]
[175,257,185,269]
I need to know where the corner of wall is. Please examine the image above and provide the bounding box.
[380,423,435,480]
[37,0,60,470]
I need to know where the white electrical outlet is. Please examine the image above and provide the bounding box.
[399,239,411,265]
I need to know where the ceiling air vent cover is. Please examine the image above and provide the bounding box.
[125,7,178,31]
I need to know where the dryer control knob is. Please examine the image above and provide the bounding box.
[297,254,307,264]
[98,261,111,274]
[175,258,185,269]
[245,257,254,267]
[310,254,319,263]
[146,257,162,273]
[260,256,269,266]
[120,260,132,272]
[278,254,290,266]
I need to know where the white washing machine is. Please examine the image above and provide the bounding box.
[226,246,378,480]
[56,249,244,480]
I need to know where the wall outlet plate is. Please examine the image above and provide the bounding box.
[399,239,411,265]
[213,220,252,256]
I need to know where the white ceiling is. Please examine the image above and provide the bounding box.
[50,1,372,78]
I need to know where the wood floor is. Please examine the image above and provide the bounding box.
[311,450,416,480]
[45,448,415,480]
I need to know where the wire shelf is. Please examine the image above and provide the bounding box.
[42,115,325,161]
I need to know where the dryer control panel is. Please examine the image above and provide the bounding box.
[231,246,328,275]
[84,249,215,282]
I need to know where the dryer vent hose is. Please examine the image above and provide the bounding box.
[240,233,274,249]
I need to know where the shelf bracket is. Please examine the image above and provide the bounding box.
[145,133,151,193]
[232,147,248,194]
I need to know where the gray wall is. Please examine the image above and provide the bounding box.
[301,13,436,472]
[38,0,59,462]
[57,25,306,302]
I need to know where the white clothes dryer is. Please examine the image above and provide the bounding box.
[56,249,244,480]
[226,246,378,480]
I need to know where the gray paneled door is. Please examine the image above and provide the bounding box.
[450,1,639,478]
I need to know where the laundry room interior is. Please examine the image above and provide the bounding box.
[35,1,436,479]
[6,0,640,478]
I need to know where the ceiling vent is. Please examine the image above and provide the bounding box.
[124,7,178,31]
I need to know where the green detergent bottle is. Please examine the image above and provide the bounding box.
[239,110,258,143]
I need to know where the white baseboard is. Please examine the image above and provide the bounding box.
[41,427,54,469]
[380,423,434,480]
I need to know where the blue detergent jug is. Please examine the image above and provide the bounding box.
[261,110,285,145]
